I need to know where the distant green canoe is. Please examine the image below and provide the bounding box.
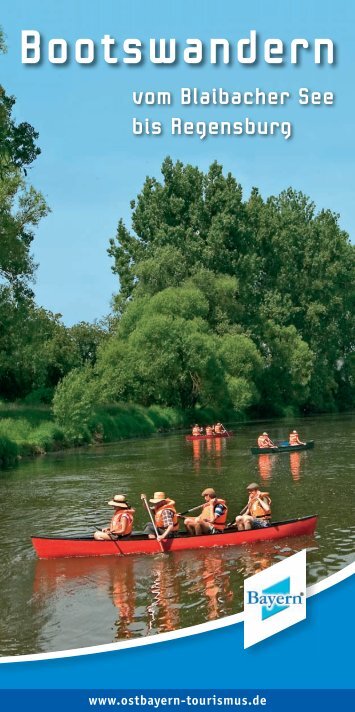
[251,440,315,455]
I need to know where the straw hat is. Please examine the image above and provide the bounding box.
[108,494,128,508]
[202,487,216,497]
[246,482,260,491]
[149,491,167,504]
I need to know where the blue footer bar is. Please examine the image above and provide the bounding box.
[0,690,353,712]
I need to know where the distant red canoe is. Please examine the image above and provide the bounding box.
[32,515,317,559]
[186,431,234,441]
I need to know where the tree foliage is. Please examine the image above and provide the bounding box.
[0,62,51,400]
[105,157,354,414]
[52,366,101,441]
[94,283,263,411]
[0,31,45,291]
[0,49,108,402]
[0,302,108,400]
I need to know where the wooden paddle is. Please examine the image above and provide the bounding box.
[93,523,125,556]
[225,503,249,528]
[177,504,204,518]
[140,494,165,553]
[220,423,230,437]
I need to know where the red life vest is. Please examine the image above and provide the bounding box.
[199,498,228,531]
[154,500,179,531]
[247,493,272,520]
[110,508,134,535]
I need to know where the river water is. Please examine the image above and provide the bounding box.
[0,414,354,657]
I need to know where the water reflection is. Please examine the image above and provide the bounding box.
[256,451,307,482]
[112,558,136,639]
[206,438,213,455]
[199,552,233,621]
[147,556,180,633]
[191,438,227,474]
[290,452,301,481]
[258,454,274,482]
[213,438,224,472]
[32,533,319,648]
[192,440,201,472]
[236,537,319,578]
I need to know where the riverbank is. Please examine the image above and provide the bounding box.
[0,402,238,468]
[0,405,65,467]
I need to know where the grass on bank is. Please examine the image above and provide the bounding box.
[0,401,239,468]
[0,404,67,466]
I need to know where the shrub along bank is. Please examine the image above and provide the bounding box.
[0,405,65,467]
[0,402,237,469]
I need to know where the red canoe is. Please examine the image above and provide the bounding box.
[186,431,234,441]
[32,515,317,559]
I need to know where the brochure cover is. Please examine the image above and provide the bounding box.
[0,1,354,710]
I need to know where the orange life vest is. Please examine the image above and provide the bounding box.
[214,424,223,434]
[199,498,228,531]
[110,508,134,536]
[247,492,272,520]
[205,427,214,436]
[258,435,270,448]
[289,432,299,446]
[154,500,179,531]
[192,427,201,436]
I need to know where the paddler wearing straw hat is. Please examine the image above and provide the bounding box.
[94,495,135,541]
[184,488,228,536]
[143,492,179,542]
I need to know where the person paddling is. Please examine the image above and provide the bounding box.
[257,432,277,449]
[214,423,224,434]
[184,488,228,536]
[192,424,203,436]
[94,495,135,540]
[205,425,214,436]
[142,492,179,542]
[234,483,271,531]
[289,430,306,446]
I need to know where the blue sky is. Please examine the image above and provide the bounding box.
[1,0,354,325]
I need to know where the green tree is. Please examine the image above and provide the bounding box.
[244,189,354,410]
[108,158,248,313]
[94,283,263,412]
[258,323,315,414]
[0,33,46,293]
[108,158,354,414]
[97,290,223,409]
[52,367,101,441]
[0,32,50,399]
[0,306,74,400]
